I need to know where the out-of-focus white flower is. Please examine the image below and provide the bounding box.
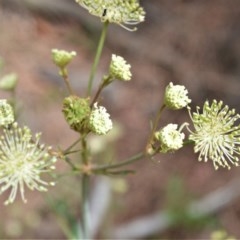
[0,99,14,126]
[0,123,57,205]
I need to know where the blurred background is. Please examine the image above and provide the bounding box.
[0,0,240,239]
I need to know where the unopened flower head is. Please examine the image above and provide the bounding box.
[52,49,76,69]
[155,123,185,153]
[164,82,191,110]
[109,54,132,81]
[210,230,236,240]
[0,73,18,91]
[75,0,145,31]
[188,100,240,170]
[62,96,91,133]
[0,99,14,126]
[89,103,113,135]
[0,123,57,205]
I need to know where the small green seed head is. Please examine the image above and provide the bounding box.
[62,96,91,133]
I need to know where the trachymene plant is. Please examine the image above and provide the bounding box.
[0,0,239,239]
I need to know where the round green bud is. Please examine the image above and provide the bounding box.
[0,73,18,91]
[62,96,91,133]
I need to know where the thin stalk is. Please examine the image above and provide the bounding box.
[92,152,145,172]
[87,21,109,96]
[63,137,81,155]
[80,135,90,239]
[90,75,112,107]
[81,174,90,239]
[90,82,105,107]
[62,71,74,95]
[146,104,166,152]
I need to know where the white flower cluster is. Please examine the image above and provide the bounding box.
[89,103,113,135]
[75,0,145,31]
[164,82,191,110]
[155,123,185,153]
[109,54,132,81]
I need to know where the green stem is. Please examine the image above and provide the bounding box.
[80,135,90,239]
[81,136,88,165]
[146,104,166,152]
[81,174,90,239]
[60,68,73,95]
[90,75,112,107]
[63,137,81,155]
[87,21,109,96]
[92,152,145,172]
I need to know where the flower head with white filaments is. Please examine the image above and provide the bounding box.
[75,0,145,31]
[0,123,57,205]
[188,100,240,170]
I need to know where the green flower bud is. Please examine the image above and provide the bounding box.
[164,82,191,110]
[0,73,18,91]
[109,54,132,81]
[62,96,91,133]
[52,49,76,69]
[0,99,14,126]
[155,123,185,153]
[89,103,113,135]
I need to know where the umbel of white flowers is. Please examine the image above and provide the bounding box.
[164,82,191,110]
[155,123,185,153]
[109,54,132,81]
[75,0,145,31]
[89,103,113,135]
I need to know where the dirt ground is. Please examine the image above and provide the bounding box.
[1,0,240,239]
